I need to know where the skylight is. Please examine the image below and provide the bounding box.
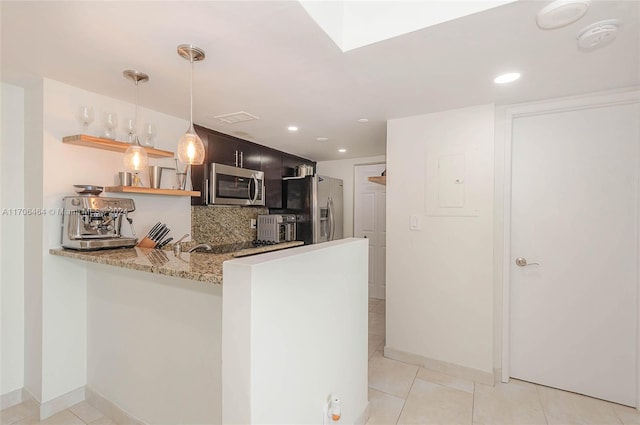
[299,0,517,52]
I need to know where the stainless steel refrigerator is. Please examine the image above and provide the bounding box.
[279,175,343,244]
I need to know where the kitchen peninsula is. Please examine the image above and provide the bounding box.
[49,238,368,425]
[49,241,304,284]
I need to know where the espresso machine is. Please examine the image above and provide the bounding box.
[62,195,137,250]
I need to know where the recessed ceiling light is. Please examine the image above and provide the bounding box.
[317,137,329,142]
[338,148,347,153]
[536,0,591,30]
[494,72,521,84]
[287,126,298,132]
[357,118,369,123]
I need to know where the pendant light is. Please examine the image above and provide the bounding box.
[122,70,149,183]
[176,44,205,165]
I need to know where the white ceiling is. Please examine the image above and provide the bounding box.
[1,1,638,161]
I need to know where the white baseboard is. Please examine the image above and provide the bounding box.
[1,388,21,410]
[85,387,146,425]
[1,388,32,410]
[384,346,494,385]
[39,386,85,420]
[3,386,84,420]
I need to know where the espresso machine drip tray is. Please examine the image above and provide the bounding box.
[65,237,138,251]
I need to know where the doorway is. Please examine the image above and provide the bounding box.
[354,163,386,299]
[504,92,639,406]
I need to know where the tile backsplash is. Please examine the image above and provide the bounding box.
[192,206,268,246]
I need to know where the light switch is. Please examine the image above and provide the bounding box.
[410,214,421,231]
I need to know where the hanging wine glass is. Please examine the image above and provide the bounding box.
[78,106,94,134]
[141,122,155,147]
[103,112,118,140]
[124,118,136,144]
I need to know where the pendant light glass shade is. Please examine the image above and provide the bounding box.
[177,124,205,164]
[122,70,149,172]
[177,44,206,165]
[124,138,149,171]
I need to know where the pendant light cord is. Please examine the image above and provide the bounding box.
[134,81,140,146]
[135,81,139,127]
[189,57,194,128]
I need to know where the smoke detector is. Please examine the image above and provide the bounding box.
[537,0,591,30]
[577,20,620,51]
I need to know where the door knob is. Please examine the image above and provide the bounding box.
[515,257,540,267]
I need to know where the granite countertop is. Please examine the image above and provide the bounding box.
[49,241,304,285]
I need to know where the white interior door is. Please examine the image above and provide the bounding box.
[510,102,639,406]
[354,164,386,299]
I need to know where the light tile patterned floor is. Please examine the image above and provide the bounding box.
[3,299,640,424]
[0,401,114,425]
[366,297,640,425]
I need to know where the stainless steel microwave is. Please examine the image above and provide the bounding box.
[209,163,265,206]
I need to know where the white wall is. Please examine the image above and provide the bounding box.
[317,155,386,237]
[223,239,369,424]
[6,77,193,406]
[87,264,222,424]
[493,105,507,372]
[1,83,25,397]
[38,78,192,404]
[386,104,495,377]
[23,79,45,402]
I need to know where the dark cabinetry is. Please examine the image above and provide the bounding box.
[191,125,315,208]
[205,131,237,167]
[190,126,209,205]
[282,154,313,177]
[261,147,284,208]
[206,130,261,170]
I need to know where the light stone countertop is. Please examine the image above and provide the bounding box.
[49,241,304,285]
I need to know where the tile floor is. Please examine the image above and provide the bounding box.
[3,299,640,425]
[0,400,114,425]
[366,297,640,425]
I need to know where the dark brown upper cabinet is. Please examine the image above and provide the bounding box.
[261,147,284,209]
[205,131,261,170]
[191,125,315,208]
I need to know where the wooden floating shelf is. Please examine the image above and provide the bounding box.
[63,134,174,158]
[368,176,386,186]
[105,186,200,197]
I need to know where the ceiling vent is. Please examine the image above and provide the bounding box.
[214,111,259,124]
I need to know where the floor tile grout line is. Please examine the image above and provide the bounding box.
[470,381,475,425]
[611,405,626,425]
[68,407,92,424]
[535,382,550,425]
[2,413,27,425]
[395,368,418,425]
